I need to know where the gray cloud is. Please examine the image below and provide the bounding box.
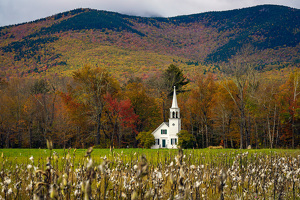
[0,0,299,27]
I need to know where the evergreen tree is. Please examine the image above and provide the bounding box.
[163,64,189,97]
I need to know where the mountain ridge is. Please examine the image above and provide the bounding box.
[0,5,299,80]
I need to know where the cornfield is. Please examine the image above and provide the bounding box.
[0,146,299,199]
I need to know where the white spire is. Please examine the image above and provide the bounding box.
[171,86,178,108]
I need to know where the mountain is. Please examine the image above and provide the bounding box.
[0,5,299,81]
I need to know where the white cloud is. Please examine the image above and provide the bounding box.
[0,0,299,26]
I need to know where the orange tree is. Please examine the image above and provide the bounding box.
[278,70,300,148]
[62,65,120,146]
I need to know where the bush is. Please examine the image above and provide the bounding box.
[136,131,155,148]
[177,130,196,149]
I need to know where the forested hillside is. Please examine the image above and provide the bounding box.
[0,5,299,80]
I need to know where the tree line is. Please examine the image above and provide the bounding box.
[0,64,299,149]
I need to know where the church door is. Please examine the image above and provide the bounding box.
[162,139,166,148]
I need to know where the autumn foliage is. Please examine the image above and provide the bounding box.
[0,65,299,149]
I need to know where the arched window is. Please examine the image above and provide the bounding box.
[176,112,178,118]
[172,111,175,118]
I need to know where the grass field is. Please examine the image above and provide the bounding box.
[1,148,299,168]
[0,148,299,199]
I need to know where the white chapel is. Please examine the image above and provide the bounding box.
[151,86,181,149]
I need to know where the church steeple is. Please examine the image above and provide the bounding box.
[169,86,181,137]
[171,86,178,108]
[170,86,180,119]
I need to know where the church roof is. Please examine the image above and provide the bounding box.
[151,122,169,135]
[171,86,178,108]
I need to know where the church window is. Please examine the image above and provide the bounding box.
[161,129,167,134]
[172,111,175,118]
[171,138,177,145]
[155,139,160,145]
[176,112,178,118]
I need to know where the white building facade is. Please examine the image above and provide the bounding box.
[151,86,181,149]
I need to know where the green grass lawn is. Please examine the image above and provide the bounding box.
[1,148,299,168]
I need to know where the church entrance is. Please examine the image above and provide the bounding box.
[162,139,166,148]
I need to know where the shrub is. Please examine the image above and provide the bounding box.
[177,130,195,149]
[136,131,155,148]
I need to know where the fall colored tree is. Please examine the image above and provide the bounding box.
[30,79,56,146]
[278,70,300,148]
[213,81,238,148]
[125,81,161,146]
[246,79,281,148]
[0,78,31,148]
[104,93,138,148]
[59,91,87,148]
[70,65,120,145]
[220,61,258,149]
[188,73,217,147]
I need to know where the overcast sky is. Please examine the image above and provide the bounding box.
[0,0,299,27]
